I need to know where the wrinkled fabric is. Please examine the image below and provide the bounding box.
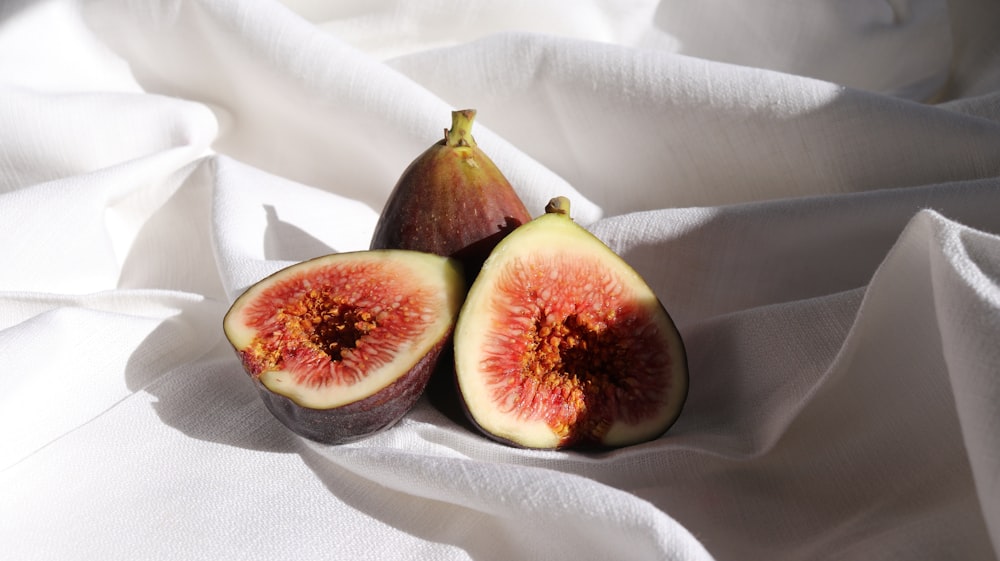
[1,1,999,559]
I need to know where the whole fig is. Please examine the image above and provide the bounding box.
[370,109,532,281]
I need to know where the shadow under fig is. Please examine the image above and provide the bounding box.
[297,442,508,560]
[125,314,302,454]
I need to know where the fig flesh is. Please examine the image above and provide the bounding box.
[370,109,532,280]
[223,250,464,444]
[453,197,688,449]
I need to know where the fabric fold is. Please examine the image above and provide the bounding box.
[2,0,998,559]
[389,33,1000,211]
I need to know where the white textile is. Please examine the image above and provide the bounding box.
[2,1,999,559]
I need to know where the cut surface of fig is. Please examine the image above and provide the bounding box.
[370,109,532,280]
[454,197,688,449]
[223,250,464,443]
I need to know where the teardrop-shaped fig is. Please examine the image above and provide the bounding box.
[223,250,465,444]
[453,197,688,450]
[370,109,532,280]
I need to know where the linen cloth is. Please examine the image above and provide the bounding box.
[2,0,999,559]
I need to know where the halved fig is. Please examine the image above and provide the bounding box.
[454,197,688,449]
[223,250,464,444]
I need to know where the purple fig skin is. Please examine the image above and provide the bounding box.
[370,109,532,280]
[252,336,448,444]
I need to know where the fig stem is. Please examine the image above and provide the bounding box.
[545,196,571,217]
[446,109,478,148]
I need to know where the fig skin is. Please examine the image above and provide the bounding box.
[223,250,465,445]
[253,337,448,444]
[370,109,532,281]
[453,197,689,450]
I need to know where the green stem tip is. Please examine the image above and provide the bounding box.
[446,109,478,148]
[545,196,571,217]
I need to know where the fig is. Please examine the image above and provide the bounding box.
[370,109,532,280]
[223,250,464,444]
[453,197,688,450]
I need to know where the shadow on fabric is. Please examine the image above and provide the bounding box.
[263,204,335,262]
